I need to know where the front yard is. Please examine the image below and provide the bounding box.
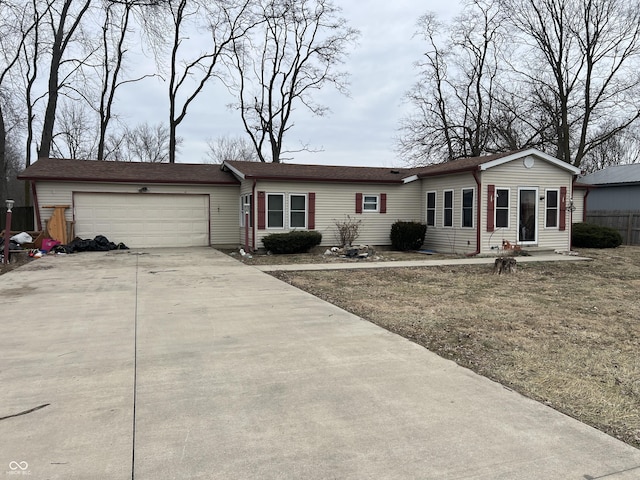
[270,247,640,449]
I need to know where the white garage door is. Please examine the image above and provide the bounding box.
[74,192,210,248]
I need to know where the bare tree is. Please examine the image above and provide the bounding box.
[51,100,97,159]
[120,122,175,162]
[206,134,257,163]
[37,0,93,159]
[227,0,359,163]
[163,0,255,163]
[503,0,640,167]
[399,1,503,164]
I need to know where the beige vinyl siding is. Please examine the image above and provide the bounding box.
[480,159,575,253]
[253,180,422,247]
[34,181,239,246]
[419,173,478,254]
[572,188,586,223]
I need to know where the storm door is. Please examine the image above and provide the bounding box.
[518,188,538,244]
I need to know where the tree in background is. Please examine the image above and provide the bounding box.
[226,0,359,162]
[399,1,503,164]
[159,0,256,163]
[401,0,640,169]
[206,134,257,163]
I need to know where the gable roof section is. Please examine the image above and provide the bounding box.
[223,160,411,184]
[406,149,581,180]
[18,158,239,185]
[578,164,640,186]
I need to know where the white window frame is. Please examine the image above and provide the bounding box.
[426,191,436,227]
[443,190,454,227]
[362,194,380,213]
[289,193,308,229]
[518,187,539,244]
[266,193,285,229]
[461,187,474,228]
[495,188,510,229]
[545,189,559,229]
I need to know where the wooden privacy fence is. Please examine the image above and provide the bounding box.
[1,207,35,232]
[585,211,640,246]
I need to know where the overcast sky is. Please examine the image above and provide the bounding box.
[125,1,462,167]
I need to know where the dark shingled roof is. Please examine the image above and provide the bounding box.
[223,160,412,183]
[408,151,518,177]
[18,158,239,185]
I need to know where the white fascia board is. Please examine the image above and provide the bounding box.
[478,148,582,174]
[222,161,246,180]
[402,174,419,184]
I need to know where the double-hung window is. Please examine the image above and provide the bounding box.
[289,194,307,229]
[496,188,509,228]
[443,190,453,227]
[267,193,284,228]
[426,192,436,227]
[545,189,559,228]
[462,188,474,228]
[363,195,379,212]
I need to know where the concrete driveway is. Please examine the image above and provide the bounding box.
[1,248,639,479]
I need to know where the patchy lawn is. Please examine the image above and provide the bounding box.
[272,246,640,449]
[220,247,459,265]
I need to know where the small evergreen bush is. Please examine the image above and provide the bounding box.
[572,223,622,248]
[390,221,427,251]
[262,230,322,254]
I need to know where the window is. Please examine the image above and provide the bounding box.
[462,188,474,228]
[267,193,284,228]
[443,190,453,227]
[363,195,379,212]
[495,188,509,228]
[289,194,307,229]
[240,194,253,227]
[546,189,559,228]
[426,192,436,226]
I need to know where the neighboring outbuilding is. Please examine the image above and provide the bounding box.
[576,164,640,245]
[19,148,582,253]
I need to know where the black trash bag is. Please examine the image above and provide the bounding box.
[56,235,129,254]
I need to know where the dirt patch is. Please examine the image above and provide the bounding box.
[0,253,35,276]
[272,246,640,449]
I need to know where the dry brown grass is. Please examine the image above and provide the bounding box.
[272,246,640,448]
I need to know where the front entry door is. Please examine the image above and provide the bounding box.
[518,188,538,244]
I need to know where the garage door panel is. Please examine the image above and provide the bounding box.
[74,193,209,248]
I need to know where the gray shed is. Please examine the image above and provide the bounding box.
[577,164,640,245]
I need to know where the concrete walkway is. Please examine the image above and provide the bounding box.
[0,248,638,480]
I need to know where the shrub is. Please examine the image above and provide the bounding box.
[390,220,427,251]
[572,222,623,248]
[334,215,361,247]
[262,230,322,254]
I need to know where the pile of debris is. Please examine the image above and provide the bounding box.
[324,245,377,260]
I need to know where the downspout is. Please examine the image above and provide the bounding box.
[470,169,481,256]
[252,179,257,251]
[31,181,42,231]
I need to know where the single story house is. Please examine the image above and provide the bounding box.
[575,164,640,245]
[18,148,582,254]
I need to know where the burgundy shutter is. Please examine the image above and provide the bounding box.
[380,193,387,213]
[355,192,362,213]
[487,184,495,232]
[257,191,266,230]
[559,186,567,231]
[308,192,316,230]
